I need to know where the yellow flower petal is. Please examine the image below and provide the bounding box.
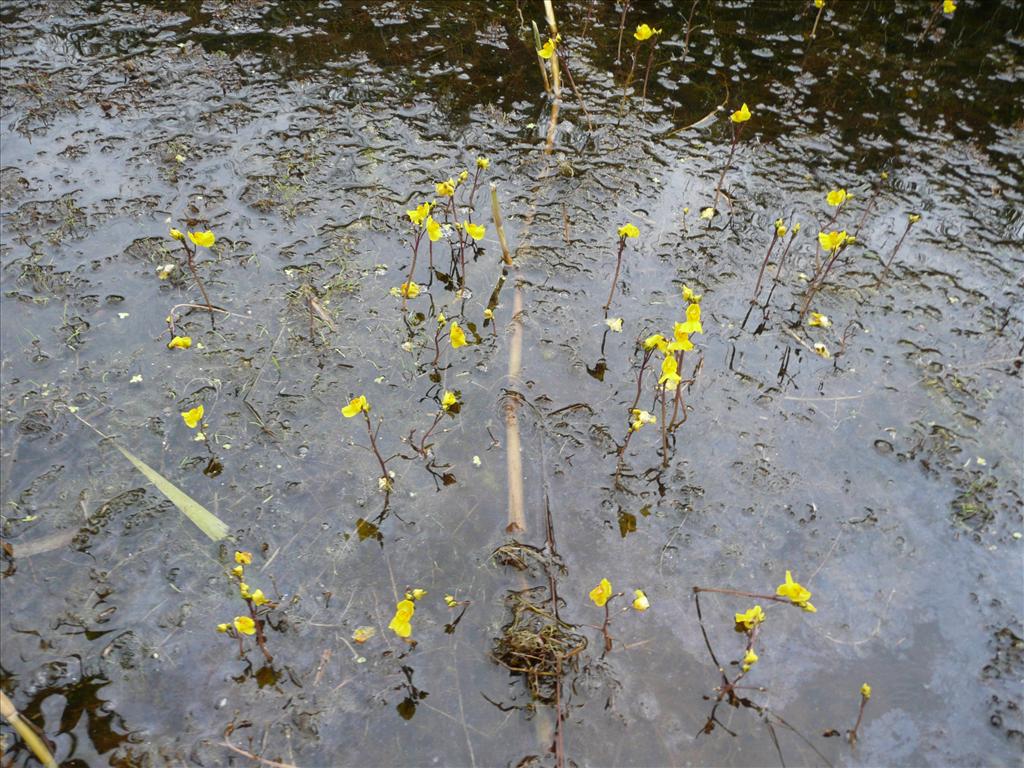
[435,179,456,197]
[633,24,661,41]
[617,223,640,238]
[464,221,486,241]
[605,317,623,333]
[352,626,376,643]
[167,335,192,350]
[808,312,832,328]
[407,201,433,226]
[426,216,443,242]
[250,589,269,606]
[233,616,256,635]
[441,391,458,411]
[235,550,253,565]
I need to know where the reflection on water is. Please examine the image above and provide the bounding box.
[1,0,1021,765]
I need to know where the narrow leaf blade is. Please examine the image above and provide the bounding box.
[115,445,229,541]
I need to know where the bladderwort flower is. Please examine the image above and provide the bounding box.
[405,588,428,601]
[678,303,703,335]
[407,201,432,226]
[463,221,486,241]
[235,550,253,565]
[826,189,849,207]
[808,312,832,328]
[643,333,669,353]
[943,0,956,13]
[734,605,765,632]
[188,230,215,248]
[741,648,759,672]
[450,322,467,349]
[426,216,443,242]
[776,570,816,612]
[538,35,560,59]
[233,616,256,635]
[861,683,872,699]
[667,323,694,352]
[682,284,702,303]
[390,281,421,299]
[658,355,682,388]
[633,589,650,611]
[605,317,624,333]
[342,395,370,418]
[441,391,458,411]
[818,230,849,252]
[181,405,204,429]
[388,599,415,638]
[435,179,456,197]
[167,335,192,350]
[618,223,640,238]
[630,409,656,431]
[169,228,184,241]
[634,23,662,41]
[589,578,613,607]
[476,156,490,169]
[813,342,831,359]
[730,103,751,123]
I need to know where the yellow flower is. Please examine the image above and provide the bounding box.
[435,179,456,197]
[741,648,759,672]
[667,323,694,352]
[826,189,849,207]
[188,230,215,248]
[181,405,204,429]
[233,616,256,635]
[776,570,815,612]
[239,582,251,599]
[251,589,269,606]
[678,303,703,335]
[426,216,443,242]
[483,308,494,320]
[734,605,765,631]
[818,230,848,252]
[682,284,702,303]
[216,622,230,633]
[633,23,662,41]
[169,228,184,241]
[388,599,415,638]
[538,36,559,59]
[589,578,613,607]
[643,333,669,352]
[476,156,490,169]
[342,395,370,418]
[808,312,832,328]
[813,342,831,359]
[814,0,824,7]
[658,355,681,388]
[392,281,420,299]
[909,213,921,223]
[605,317,623,333]
[167,335,192,350]
[409,588,428,600]
[407,201,432,226]
[231,565,244,578]
[861,683,872,699]
[617,223,640,238]
[775,218,787,237]
[437,312,446,325]
[352,626,376,643]
[464,221,486,241]
[699,207,715,220]
[630,409,656,431]
[458,170,469,183]
[633,589,650,611]
[441,391,458,411]
[235,550,253,565]
[444,594,458,607]
[450,322,467,349]
[730,103,751,123]
[792,222,801,233]
[943,0,955,12]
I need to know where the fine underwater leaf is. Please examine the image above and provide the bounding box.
[115,445,229,541]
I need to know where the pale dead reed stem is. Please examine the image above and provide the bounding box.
[1,691,57,768]
[616,0,631,63]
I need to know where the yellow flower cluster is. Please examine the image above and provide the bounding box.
[216,551,272,638]
[645,291,704,391]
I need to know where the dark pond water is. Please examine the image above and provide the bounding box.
[1,1,1022,765]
